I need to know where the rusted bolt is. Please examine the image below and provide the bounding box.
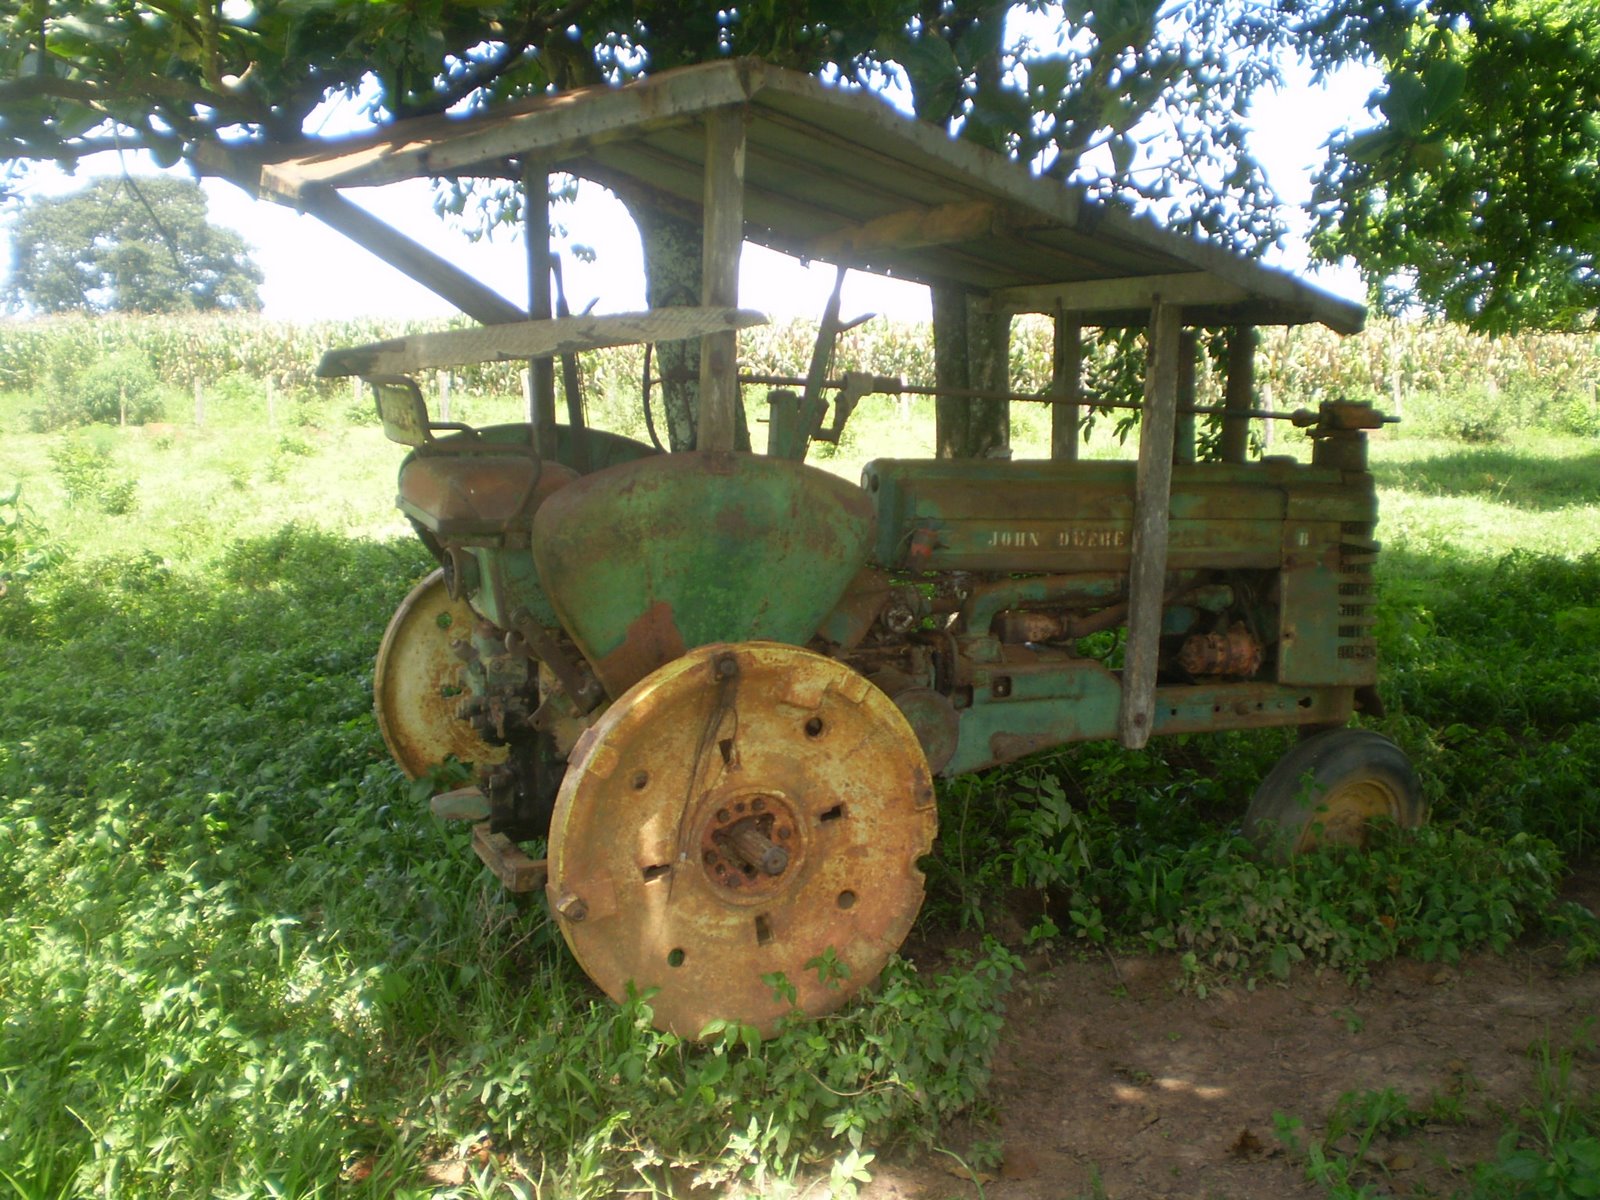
[554,893,588,923]
[777,826,791,840]
[716,808,730,823]
[751,797,766,813]
[715,654,739,679]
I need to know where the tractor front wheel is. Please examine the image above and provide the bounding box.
[1243,728,1424,861]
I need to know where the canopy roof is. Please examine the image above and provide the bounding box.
[245,59,1364,335]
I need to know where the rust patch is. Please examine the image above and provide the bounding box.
[594,600,687,698]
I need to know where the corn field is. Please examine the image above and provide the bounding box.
[2,310,1597,436]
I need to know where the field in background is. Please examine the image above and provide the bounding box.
[1,315,1598,1197]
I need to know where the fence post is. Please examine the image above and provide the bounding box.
[266,377,277,428]
[193,379,205,429]
[437,370,451,422]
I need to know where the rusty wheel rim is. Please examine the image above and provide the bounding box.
[1294,777,1400,853]
[547,642,937,1038]
[373,569,508,779]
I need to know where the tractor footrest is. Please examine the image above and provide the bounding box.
[471,822,548,893]
[430,786,491,821]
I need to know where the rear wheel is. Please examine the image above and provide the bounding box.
[373,568,507,779]
[1243,729,1423,861]
[546,641,937,1038]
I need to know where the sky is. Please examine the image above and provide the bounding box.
[3,58,1380,325]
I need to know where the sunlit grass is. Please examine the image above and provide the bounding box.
[2,359,1597,1196]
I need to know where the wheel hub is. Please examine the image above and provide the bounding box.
[697,790,800,896]
[546,641,937,1037]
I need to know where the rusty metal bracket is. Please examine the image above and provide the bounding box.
[472,821,548,892]
[506,608,602,712]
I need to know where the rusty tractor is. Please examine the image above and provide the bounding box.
[269,60,1424,1036]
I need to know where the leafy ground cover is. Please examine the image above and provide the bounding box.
[0,358,1597,1196]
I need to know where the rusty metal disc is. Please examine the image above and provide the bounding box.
[546,641,937,1037]
[373,568,508,779]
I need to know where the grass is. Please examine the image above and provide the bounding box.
[1275,1023,1600,1199]
[1,364,1598,1196]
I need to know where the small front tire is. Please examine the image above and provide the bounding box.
[1243,729,1424,861]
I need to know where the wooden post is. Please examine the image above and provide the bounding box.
[524,159,556,450]
[1118,299,1182,750]
[437,370,451,422]
[193,378,205,429]
[1174,329,1197,463]
[1050,312,1082,461]
[266,377,276,428]
[1221,326,1256,463]
[697,106,746,454]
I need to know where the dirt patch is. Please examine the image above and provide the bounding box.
[866,947,1598,1199]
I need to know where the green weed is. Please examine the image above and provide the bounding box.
[1280,1027,1600,1200]
[2,317,1599,1195]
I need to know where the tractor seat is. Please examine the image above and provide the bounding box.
[399,454,578,539]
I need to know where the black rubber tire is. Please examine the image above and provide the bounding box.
[1243,729,1424,862]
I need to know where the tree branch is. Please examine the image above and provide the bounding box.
[393,0,600,119]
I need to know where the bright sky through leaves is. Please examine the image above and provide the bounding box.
[2,60,1375,323]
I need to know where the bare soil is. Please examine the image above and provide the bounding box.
[865,874,1600,1200]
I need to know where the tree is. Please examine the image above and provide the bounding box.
[1309,0,1600,332]
[5,176,262,313]
[1,2,1319,448]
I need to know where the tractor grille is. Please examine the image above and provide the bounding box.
[1336,522,1379,661]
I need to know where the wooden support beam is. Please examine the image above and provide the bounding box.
[995,272,1248,317]
[1174,329,1198,464]
[287,183,527,326]
[1118,299,1183,750]
[697,107,747,454]
[1050,312,1082,461]
[315,307,767,377]
[1221,326,1257,463]
[524,160,557,449]
[811,200,1001,259]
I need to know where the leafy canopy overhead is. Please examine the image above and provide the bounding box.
[4,176,262,313]
[1309,0,1600,332]
[1,2,1312,252]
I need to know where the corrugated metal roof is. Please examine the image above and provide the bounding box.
[253,59,1364,334]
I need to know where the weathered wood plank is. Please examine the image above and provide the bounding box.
[995,272,1249,317]
[1118,299,1183,750]
[257,62,756,196]
[697,107,747,453]
[809,200,1000,258]
[525,159,557,445]
[315,307,768,378]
